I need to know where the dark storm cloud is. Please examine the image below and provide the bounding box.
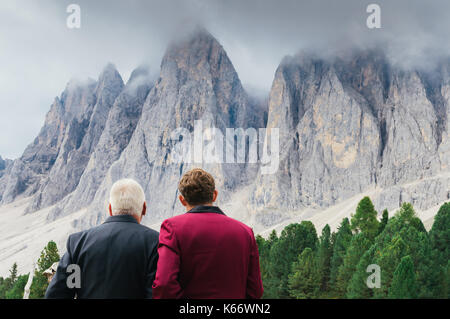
[1,0,450,158]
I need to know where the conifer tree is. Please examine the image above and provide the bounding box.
[335,232,373,297]
[429,202,450,298]
[429,202,449,267]
[288,248,320,299]
[371,203,430,298]
[267,222,317,298]
[256,231,279,298]
[378,209,389,235]
[329,218,352,293]
[346,245,378,299]
[316,224,332,295]
[9,263,18,284]
[388,256,417,299]
[351,197,379,239]
[0,263,18,299]
[30,241,60,299]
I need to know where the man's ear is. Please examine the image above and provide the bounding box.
[179,195,188,207]
[212,190,218,203]
[108,203,113,217]
[142,202,147,216]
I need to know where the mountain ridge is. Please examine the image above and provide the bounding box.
[0,29,448,234]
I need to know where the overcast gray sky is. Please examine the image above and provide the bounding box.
[1,0,450,159]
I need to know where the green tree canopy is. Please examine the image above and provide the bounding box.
[429,202,450,298]
[288,248,320,299]
[351,197,379,238]
[378,209,389,235]
[346,244,378,299]
[30,241,60,299]
[5,274,29,299]
[256,230,279,298]
[371,203,432,298]
[0,263,19,299]
[329,218,353,292]
[388,256,417,299]
[429,202,450,266]
[266,221,318,298]
[335,232,373,297]
[316,224,332,295]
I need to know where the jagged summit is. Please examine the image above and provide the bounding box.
[128,65,150,84]
[162,26,228,71]
[48,64,153,220]
[162,27,233,83]
[98,63,123,85]
[165,25,215,52]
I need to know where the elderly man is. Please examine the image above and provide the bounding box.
[45,179,159,298]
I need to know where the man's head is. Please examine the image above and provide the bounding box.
[109,178,146,223]
[178,168,218,210]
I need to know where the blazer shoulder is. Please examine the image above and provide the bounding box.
[225,214,253,229]
[63,229,90,258]
[138,223,160,239]
[67,222,106,246]
[67,229,87,245]
[224,215,256,237]
[161,213,187,226]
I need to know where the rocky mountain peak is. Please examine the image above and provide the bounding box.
[162,26,234,81]
[24,64,125,213]
[164,26,218,56]
[158,27,253,129]
[95,63,124,105]
[98,63,123,85]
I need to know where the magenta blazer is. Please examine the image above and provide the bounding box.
[152,206,264,299]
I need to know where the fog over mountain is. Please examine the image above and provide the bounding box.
[1,27,449,223]
[2,0,450,158]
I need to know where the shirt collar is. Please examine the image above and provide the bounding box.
[104,215,139,224]
[186,205,226,215]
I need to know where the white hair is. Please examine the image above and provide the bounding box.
[109,179,145,217]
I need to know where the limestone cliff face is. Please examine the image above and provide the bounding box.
[26,64,124,213]
[48,66,153,220]
[437,60,450,171]
[379,70,441,186]
[250,54,380,223]
[68,28,263,228]
[250,51,449,222]
[0,78,98,205]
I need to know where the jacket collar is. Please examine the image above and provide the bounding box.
[104,215,139,224]
[187,205,226,215]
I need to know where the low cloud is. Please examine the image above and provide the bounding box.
[1,0,449,158]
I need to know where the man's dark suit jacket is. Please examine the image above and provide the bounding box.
[45,215,159,299]
[152,206,264,299]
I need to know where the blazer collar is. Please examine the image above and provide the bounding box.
[104,215,139,224]
[187,205,226,215]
